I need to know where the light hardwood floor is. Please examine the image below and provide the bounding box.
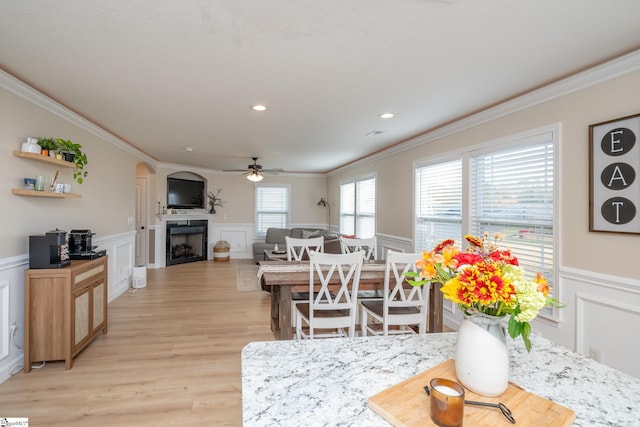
[0,259,273,426]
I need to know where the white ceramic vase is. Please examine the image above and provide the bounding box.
[455,312,509,397]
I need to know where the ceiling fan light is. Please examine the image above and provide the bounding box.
[247,170,264,182]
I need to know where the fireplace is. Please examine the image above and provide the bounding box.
[166,220,208,266]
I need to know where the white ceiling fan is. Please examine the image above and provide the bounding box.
[224,157,284,182]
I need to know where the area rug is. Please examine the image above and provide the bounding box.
[236,261,263,292]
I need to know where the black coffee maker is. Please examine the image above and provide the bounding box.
[29,229,71,269]
[69,229,96,255]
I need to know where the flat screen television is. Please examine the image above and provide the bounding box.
[167,178,205,209]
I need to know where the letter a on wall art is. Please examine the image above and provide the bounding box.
[589,113,640,234]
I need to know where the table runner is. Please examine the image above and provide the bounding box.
[257,261,387,280]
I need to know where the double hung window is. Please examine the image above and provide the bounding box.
[469,133,555,287]
[340,176,376,238]
[414,159,463,250]
[255,184,290,238]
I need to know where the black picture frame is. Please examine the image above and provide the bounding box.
[589,113,640,234]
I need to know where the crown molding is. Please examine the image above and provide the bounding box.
[0,69,157,167]
[330,49,640,176]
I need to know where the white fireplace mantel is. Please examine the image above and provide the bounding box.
[153,213,216,268]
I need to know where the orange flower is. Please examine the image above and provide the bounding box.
[535,272,549,296]
[464,234,484,248]
[441,245,460,270]
[416,250,443,280]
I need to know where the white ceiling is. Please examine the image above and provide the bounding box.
[1,0,640,174]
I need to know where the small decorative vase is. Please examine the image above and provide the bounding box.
[209,207,216,214]
[63,152,75,162]
[455,312,509,397]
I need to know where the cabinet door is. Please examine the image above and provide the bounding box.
[92,281,106,334]
[73,287,90,349]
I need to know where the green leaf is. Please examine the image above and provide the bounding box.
[507,316,521,339]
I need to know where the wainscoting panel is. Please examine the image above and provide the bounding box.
[212,223,255,259]
[576,293,640,378]
[0,281,8,362]
[220,230,248,253]
[0,255,31,383]
[95,231,136,302]
[376,233,413,258]
[534,267,640,379]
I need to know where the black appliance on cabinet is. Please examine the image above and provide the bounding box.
[29,229,71,269]
[68,229,105,260]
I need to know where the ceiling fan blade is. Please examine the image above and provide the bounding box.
[223,157,285,175]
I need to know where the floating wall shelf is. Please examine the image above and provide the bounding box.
[11,189,81,198]
[11,150,81,198]
[13,150,78,168]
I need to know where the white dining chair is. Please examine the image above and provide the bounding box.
[295,251,365,339]
[339,236,377,260]
[285,236,324,261]
[360,250,429,336]
[340,236,382,303]
[285,236,325,327]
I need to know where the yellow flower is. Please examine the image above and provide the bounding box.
[441,277,463,304]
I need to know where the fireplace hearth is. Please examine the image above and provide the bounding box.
[166,220,208,266]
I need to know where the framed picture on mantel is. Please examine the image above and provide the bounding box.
[589,113,640,234]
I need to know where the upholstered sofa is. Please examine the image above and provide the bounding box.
[252,227,340,263]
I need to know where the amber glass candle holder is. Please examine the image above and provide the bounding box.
[429,378,465,427]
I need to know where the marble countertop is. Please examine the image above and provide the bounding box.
[242,333,640,426]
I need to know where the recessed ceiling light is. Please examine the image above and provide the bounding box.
[379,113,394,119]
[185,147,193,152]
[252,105,267,111]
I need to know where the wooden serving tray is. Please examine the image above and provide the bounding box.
[368,359,575,427]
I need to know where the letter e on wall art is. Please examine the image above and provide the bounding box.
[589,113,640,234]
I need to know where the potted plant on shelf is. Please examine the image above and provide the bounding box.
[37,137,58,157]
[56,138,88,184]
[207,188,224,214]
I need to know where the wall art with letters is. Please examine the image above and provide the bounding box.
[589,113,640,234]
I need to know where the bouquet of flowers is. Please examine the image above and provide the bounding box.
[406,233,562,351]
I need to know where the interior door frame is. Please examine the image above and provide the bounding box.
[135,175,149,266]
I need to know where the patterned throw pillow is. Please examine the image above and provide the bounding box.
[302,229,320,239]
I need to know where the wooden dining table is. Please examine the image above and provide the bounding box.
[258,260,443,340]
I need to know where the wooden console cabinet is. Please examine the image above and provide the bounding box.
[24,256,108,372]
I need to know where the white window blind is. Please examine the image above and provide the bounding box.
[340,176,376,238]
[470,137,555,284]
[356,178,376,238]
[255,185,290,237]
[340,182,355,235]
[415,159,463,250]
